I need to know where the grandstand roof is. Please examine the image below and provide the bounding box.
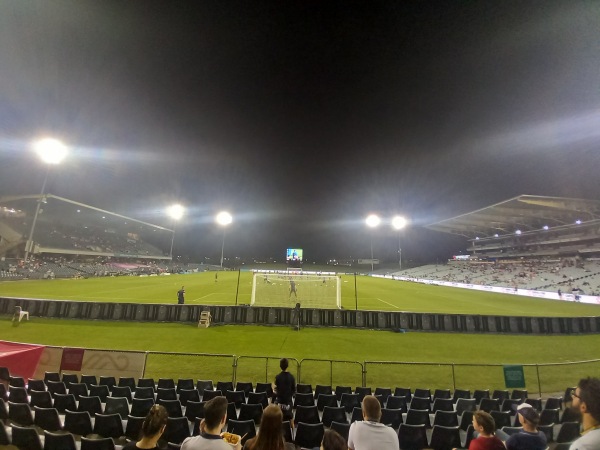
[426,195,600,239]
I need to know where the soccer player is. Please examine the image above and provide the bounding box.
[289,280,297,299]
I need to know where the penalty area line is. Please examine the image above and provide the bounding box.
[376,298,400,309]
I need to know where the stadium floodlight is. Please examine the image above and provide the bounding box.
[25,138,68,261]
[166,204,185,260]
[515,229,522,235]
[543,225,549,230]
[365,214,380,272]
[391,215,408,270]
[216,211,233,268]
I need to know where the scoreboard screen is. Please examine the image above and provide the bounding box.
[286,248,303,262]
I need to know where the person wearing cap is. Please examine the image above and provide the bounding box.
[505,402,547,450]
[570,377,600,450]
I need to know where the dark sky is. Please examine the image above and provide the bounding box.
[1,1,599,263]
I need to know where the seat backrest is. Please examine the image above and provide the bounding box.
[294,422,324,449]
[80,436,116,450]
[429,425,461,450]
[33,406,62,432]
[93,412,124,438]
[11,423,43,450]
[44,430,77,450]
[227,419,257,445]
[398,423,427,450]
[164,416,191,444]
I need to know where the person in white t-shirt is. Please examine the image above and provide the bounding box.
[348,395,399,450]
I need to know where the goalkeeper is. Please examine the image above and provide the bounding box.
[289,280,298,299]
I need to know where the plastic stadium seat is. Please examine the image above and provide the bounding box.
[238,403,263,424]
[254,382,273,398]
[473,389,490,404]
[294,405,320,424]
[8,400,34,426]
[196,380,213,395]
[556,421,581,443]
[27,379,46,393]
[0,384,6,402]
[43,430,77,450]
[104,396,130,419]
[501,399,520,414]
[47,381,67,396]
[564,387,576,404]
[137,378,156,391]
[216,381,233,392]
[455,398,476,416]
[478,398,500,413]
[511,389,528,401]
[282,420,294,443]
[30,390,53,409]
[380,407,403,429]
[78,395,103,416]
[458,410,474,431]
[177,378,195,393]
[62,373,79,386]
[322,406,347,427]
[94,412,124,439]
[560,407,580,423]
[375,387,393,402]
[544,397,563,410]
[11,423,43,450]
[119,377,138,393]
[9,386,28,403]
[0,422,8,446]
[293,392,315,408]
[133,386,154,400]
[429,425,461,450]
[540,408,560,426]
[492,390,510,402]
[202,389,222,401]
[80,436,116,450]
[414,388,431,401]
[433,410,458,427]
[9,376,26,388]
[185,400,205,422]
[157,387,178,401]
[315,385,333,398]
[386,395,408,413]
[44,372,61,384]
[235,381,254,397]
[69,383,89,400]
[395,387,412,403]
[225,390,246,408]
[335,385,352,401]
[88,385,110,403]
[227,419,257,445]
[432,398,453,413]
[34,405,62,431]
[53,393,76,414]
[157,399,183,418]
[111,385,133,403]
[98,376,116,392]
[294,422,324,449]
[316,393,338,411]
[463,424,475,449]
[410,396,431,411]
[433,389,451,400]
[539,423,554,443]
[350,407,363,424]
[330,421,350,443]
[158,378,176,390]
[179,388,200,406]
[340,393,360,413]
[406,409,431,428]
[490,410,511,429]
[452,389,471,402]
[80,375,98,389]
[163,416,191,444]
[354,386,371,402]
[296,383,313,394]
[64,410,93,436]
[125,415,145,441]
[247,391,268,409]
[525,398,543,412]
[398,423,428,450]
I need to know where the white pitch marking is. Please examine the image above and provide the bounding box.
[376,298,400,309]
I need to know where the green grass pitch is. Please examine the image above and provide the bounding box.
[2,271,599,392]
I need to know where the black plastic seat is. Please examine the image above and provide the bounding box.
[164,416,191,444]
[354,386,371,402]
[340,393,360,413]
[247,391,268,409]
[410,396,431,411]
[0,384,6,402]
[64,409,93,436]
[43,429,77,450]
[395,387,412,403]
[44,372,61,384]
[556,421,581,443]
[136,378,155,391]
[429,424,461,450]
[350,407,363,423]
[491,410,512,429]
[125,414,145,441]
[157,399,183,417]
[539,423,555,443]
[492,390,510,402]
[511,389,528,401]
[433,410,458,427]
[545,397,563,410]
[89,384,110,402]
[202,389,222,401]
[0,398,6,421]
[134,386,154,400]
[11,423,43,450]
[238,402,263,424]
[225,390,246,408]
[69,383,89,400]
[62,374,79,386]
[80,375,97,389]
[8,400,34,426]
[235,381,253,397]
[452,389,471,402]
[30,390,53,408]
[47,381,67,396]
[117,377,137,392]
[80,436,116,450]
[315,385,333,398]
[34,405,62,431]
[216,381,233,392]
[525,398,543,412]
[105,396,130,419]
[322,406,347,427]
[296,383,313,394]
[227,419,257,445]
[456,398,477,415]
[433,389,451,400]
[53,393,76,413]
[540,408,560,426]
[131,397,155,417]
[282,420,294,443]
[9,386,28,403]
[293,392,315,408]
[78,395,103,416]
[179,388,200,406]
[316,393,338,411]
[254,382,273,398]
[176,378,195,393]
[196,380,213,396]
[158,378,176,390]
[330,421,350,443]
[473,389,490,404]
[501,399,520,414]
[406,408,431,428]
[157,387,178,401]
[0,421,8,445]
[335,385,352,401]
[386,395,408,412]
[94,412,124,439]
[27,379,46,393]
[432,398,454,413]
[459,410,474,431]
[398,423,427,450]
[111,385,133,403]
[414,388,431,401]
[560,407,580,423]
[294,422,324,449]
[185,400,205,422]
[10,376,26,388]
[294,405,320,424]
[98,376,116,392]
[479,398,500,413]
[380,407,402,429]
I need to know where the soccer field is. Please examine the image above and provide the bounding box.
[2,270,599,317]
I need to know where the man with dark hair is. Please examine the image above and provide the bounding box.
[570,377,600,450]
[273,358,295,425]
[505,403,547,450]
[347,395,399,450]
[181,396,240,450]
[177,286,185,304]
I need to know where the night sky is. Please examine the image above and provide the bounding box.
[1,1,599,264]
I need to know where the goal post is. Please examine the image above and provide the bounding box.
[251,271,341,309]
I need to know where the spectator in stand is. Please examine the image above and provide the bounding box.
[321,430,346,450]
[347,395,399,450]
[570,377,600,450]
[122,404,168,450]
[504,403,547,450]
[455,411,504,450]
[273,358,295,426]
[181,396,241,450]
[243,404,294,450]
[177,286,185,304]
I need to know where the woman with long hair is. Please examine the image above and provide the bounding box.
[244,404,294,450]
[123,404,168,450]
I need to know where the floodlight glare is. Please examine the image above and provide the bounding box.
[365,214,381,228]
[543,225,549,230]
[391,215,407,230]
[575,219,582,225]
[216,211,233,226]
[33,138,68,164]
[167,204,185,220]
[515,229,522,235]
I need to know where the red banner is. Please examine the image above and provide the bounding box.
[60,348,85,372]
[0,341,46,379]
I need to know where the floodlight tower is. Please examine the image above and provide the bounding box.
[216,211,233,268]
[25,138,68,261]
[166,204,185,260]
[391,215,408,270]
[365,214,381,272]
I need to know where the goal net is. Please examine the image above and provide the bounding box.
[251,272,341,309]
